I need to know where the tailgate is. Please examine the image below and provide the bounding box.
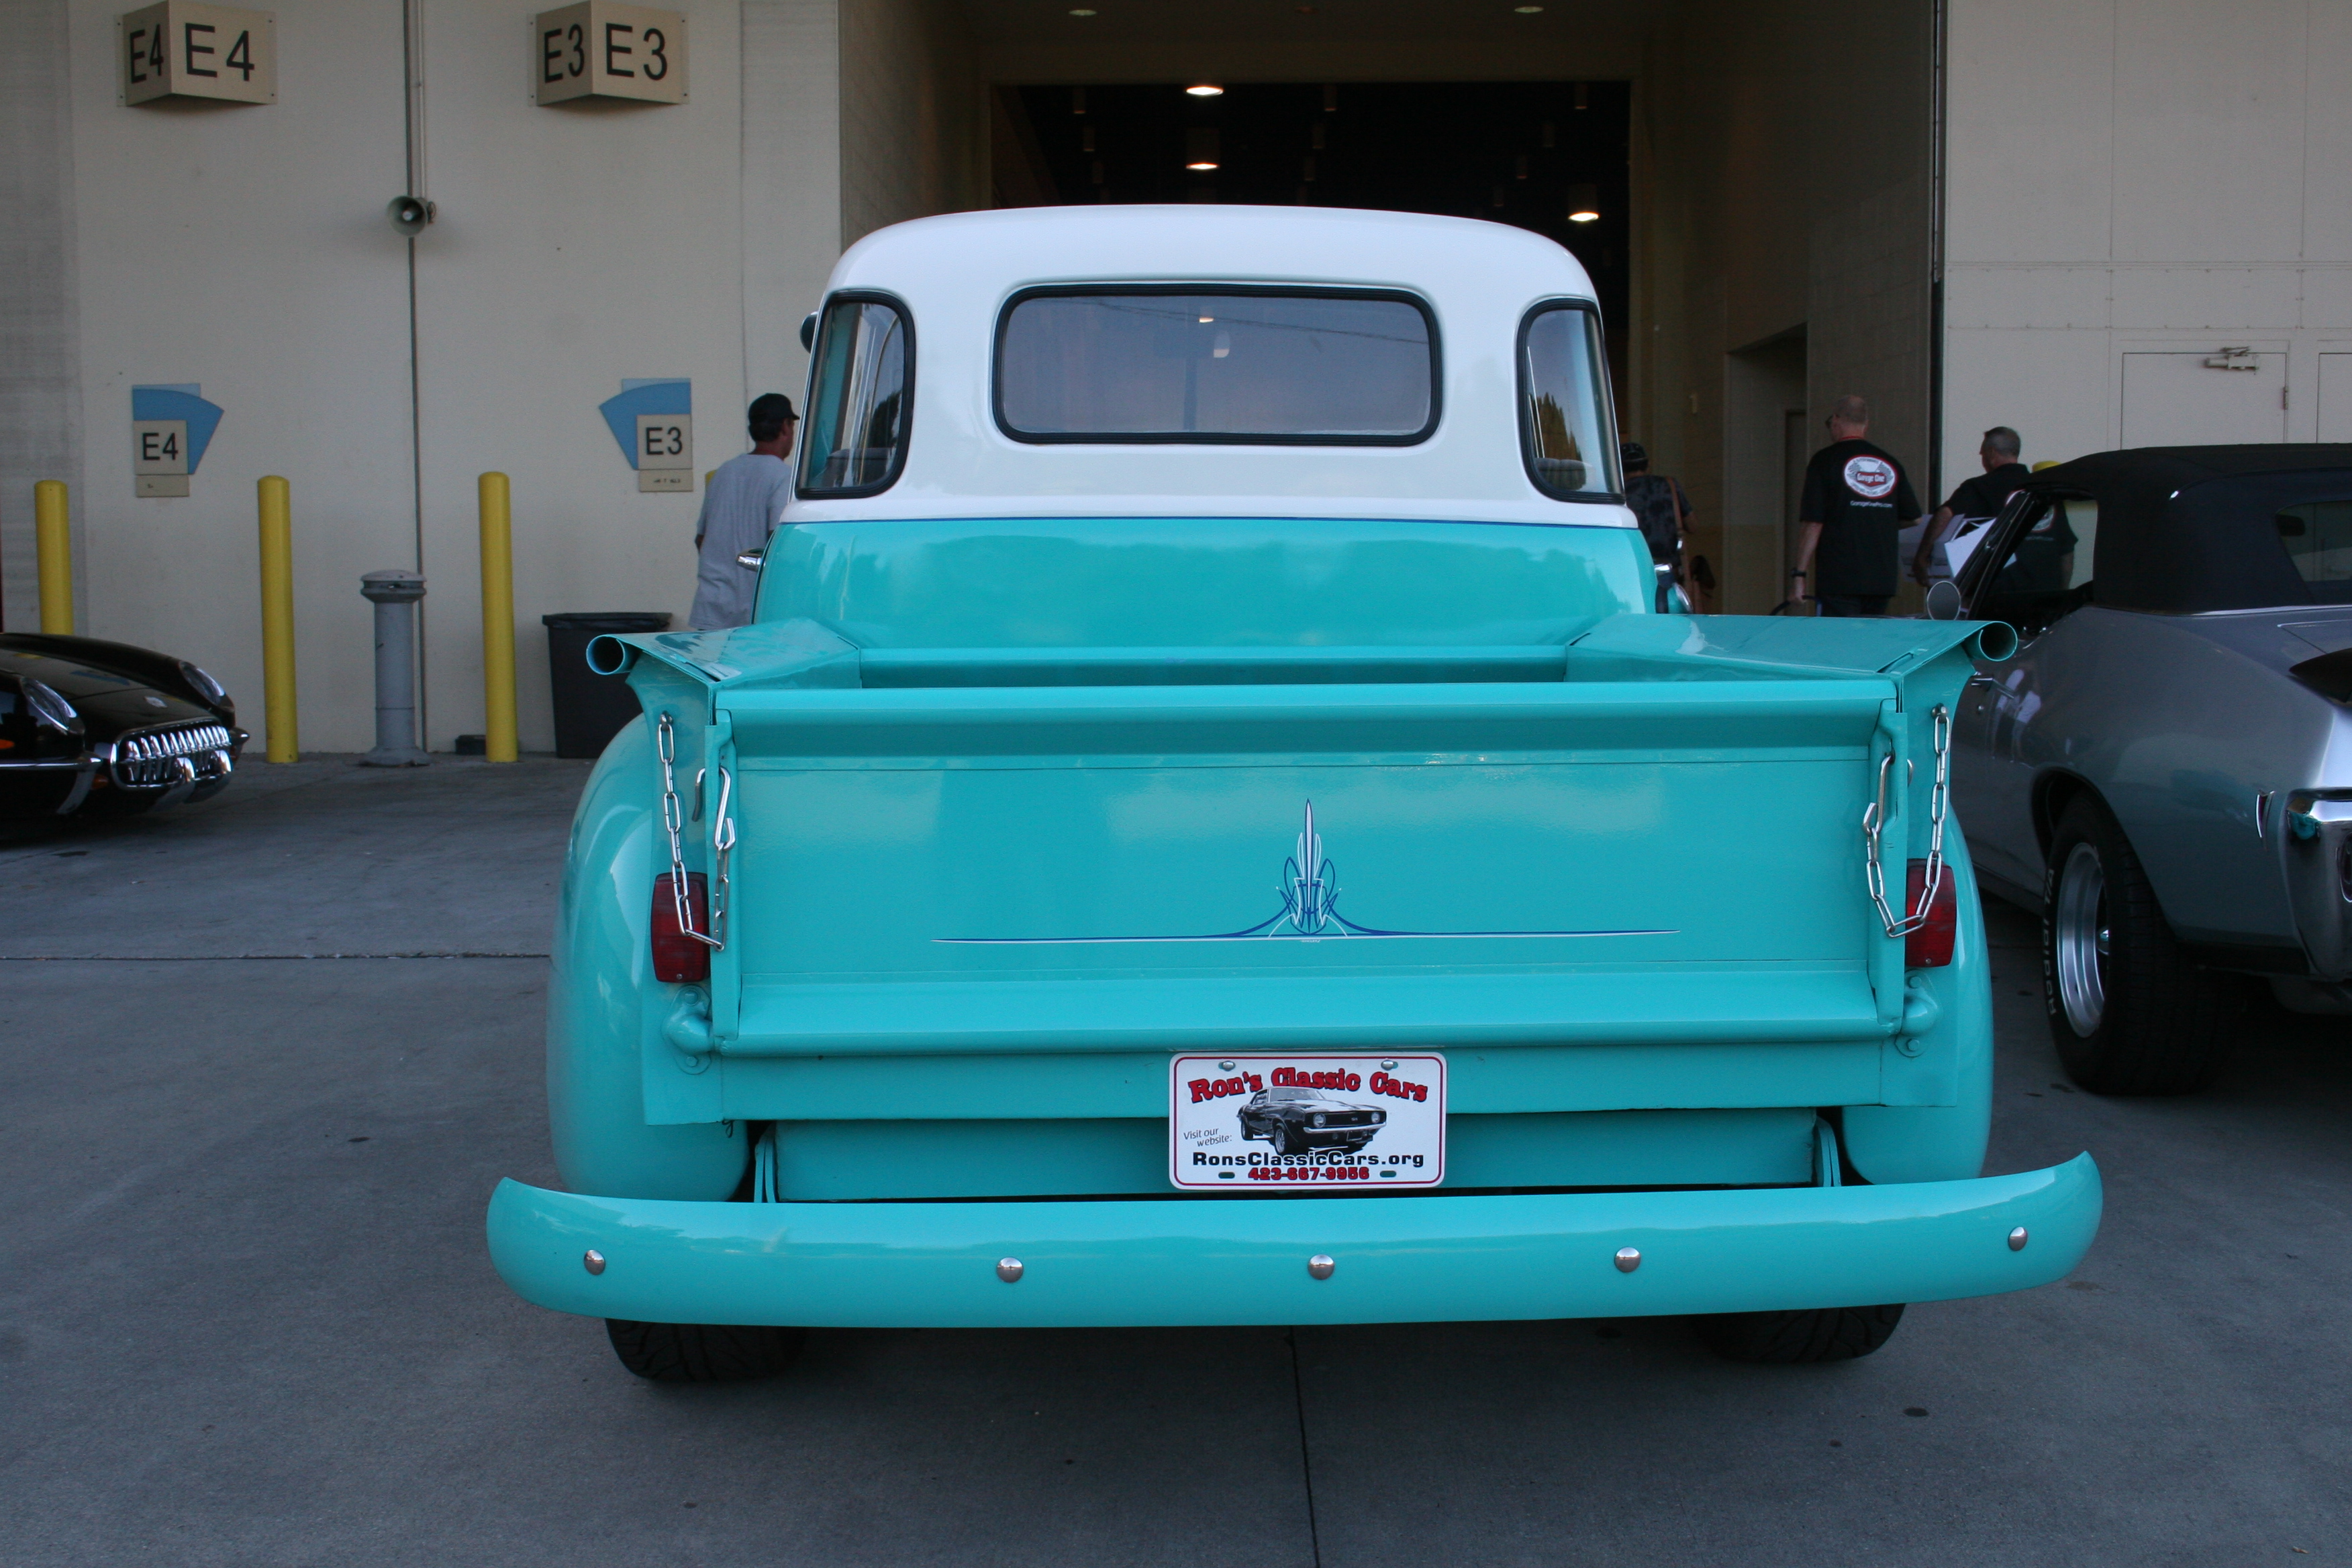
[716,676,1902,1053]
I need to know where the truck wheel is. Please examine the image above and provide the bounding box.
[604,1319,806,1382]
[2043,797,2232,1094]
[1699,1304,1904,1363]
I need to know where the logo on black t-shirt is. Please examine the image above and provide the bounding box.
[1843,455,1897,500]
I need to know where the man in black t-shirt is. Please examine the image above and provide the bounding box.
[1791,395,1922,616]
[1620,441,1694,609]
[1912,425,2031,586]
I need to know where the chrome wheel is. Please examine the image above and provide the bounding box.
[2054,840,2109,1036]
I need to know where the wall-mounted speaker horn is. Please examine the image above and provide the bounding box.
[387,195,435,236]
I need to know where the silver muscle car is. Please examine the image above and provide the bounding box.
[1931,444,2352,1093]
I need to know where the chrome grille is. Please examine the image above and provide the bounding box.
[111,723,234,789]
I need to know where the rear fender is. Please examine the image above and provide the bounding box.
[1843,838,1994,1184]
[548,716,748,1199]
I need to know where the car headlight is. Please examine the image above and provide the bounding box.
[1310,1113,1326,1127]
[1372,1110,1385,1122]
[179,661,228,706]
[22,679,79,734]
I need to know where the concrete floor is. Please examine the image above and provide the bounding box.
[3,756,2348,1565]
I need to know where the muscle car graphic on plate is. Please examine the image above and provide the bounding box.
[1238,1086,1387,1155]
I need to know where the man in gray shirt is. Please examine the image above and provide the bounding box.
[689,393,798,630]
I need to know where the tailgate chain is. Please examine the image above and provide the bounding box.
[657,712,730,950]
[1863,703,1949,938]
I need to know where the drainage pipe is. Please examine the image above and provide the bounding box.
[359,569,430,767]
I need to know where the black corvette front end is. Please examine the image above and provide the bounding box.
[0,634,245,822]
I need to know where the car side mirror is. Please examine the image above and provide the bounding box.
[1925,579,1963,621]
[736,548,765,570]
[799,312,817,352]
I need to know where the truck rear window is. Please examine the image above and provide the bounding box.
[994,287,1438,445]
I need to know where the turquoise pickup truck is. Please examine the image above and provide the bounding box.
[487,205,2099,1381]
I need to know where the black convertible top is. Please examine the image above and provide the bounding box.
[2024,444,2352,614]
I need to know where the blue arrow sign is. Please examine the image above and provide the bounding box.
[598,379,691,469]
[131,385,226,472]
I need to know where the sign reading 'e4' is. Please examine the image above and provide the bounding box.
[534,3,687,106]
[119,3,276,107]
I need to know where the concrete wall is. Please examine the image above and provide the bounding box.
[840,0,984,247]
[744,0,842,409]
[1634,0,1934,615]
[0,0,85,635]
[1943,0,2352,478]
[58,0,419,747]
[2,0,989,752]
[409,1,748,752]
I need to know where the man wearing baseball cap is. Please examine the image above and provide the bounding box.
[1790,394,1921,616]
[689,392,798,630]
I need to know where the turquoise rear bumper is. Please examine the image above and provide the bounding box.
[486,1154,2100,1328]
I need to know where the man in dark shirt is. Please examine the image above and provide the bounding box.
[1912,425,2031,586]
[1620,441,1694,610]
[1791,395,1922,616]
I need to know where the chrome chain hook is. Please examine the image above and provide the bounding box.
[656,712,725,950]
[1863,703,1950,938]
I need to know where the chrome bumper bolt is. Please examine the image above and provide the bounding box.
[1614,1246,1642,1273]
[583,1249,606,1275]
[2008,1226,2029,1252]
[1307,1254,1336,1280]
[996,1257,1025,1283]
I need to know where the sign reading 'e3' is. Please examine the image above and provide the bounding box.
[534,3,687,106]
[119,3,276,107]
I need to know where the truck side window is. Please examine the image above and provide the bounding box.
[800,294,912,497]
[1516,302,1619,501]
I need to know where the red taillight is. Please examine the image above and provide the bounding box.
[1904,859,1957,967]
[651,872,711,983]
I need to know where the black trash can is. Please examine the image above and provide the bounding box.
[542,612,673,759]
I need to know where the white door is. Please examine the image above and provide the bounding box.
[2320,354,2352,442]
[2121,350,2288,446]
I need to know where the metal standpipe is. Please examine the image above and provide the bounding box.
[359,569,430,767]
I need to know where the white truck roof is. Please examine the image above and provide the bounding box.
[787,204,1634,531]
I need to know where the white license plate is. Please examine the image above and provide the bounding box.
[1169,1055,1445,1190]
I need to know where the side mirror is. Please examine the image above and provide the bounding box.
[1925,579,1963,621]
[799,312,818,352]
[736,548,766,570]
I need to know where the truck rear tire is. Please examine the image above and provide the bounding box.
[2043,797,2232,1095]
[604,1320,806,1382]
[1699,1304,1904,1363]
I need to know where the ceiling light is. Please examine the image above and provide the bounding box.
[1186,160,1220,170]
[1515,4,1543,11]
[1186,83,1224,97]
[1068,7,1095,14]
[1567,183,1600,222]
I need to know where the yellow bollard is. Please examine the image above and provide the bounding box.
[34,481,72,634]
[479,472,518,763]
[257,476,299,762]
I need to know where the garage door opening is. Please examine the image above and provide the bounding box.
[993,81,1630,397]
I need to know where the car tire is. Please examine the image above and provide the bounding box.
[1273,1122,1304,1156]
[603,1319,806,1383]
[2043,797,2233,1095]
[1698,1304,1905,1363]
